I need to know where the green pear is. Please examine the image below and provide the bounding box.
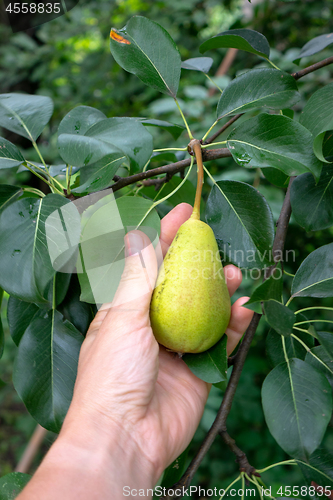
[150,215,231,353]
[150,139,230,354]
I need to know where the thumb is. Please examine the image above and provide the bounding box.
[108,230,158,315]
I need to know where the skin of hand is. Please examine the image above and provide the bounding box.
[17,203,253,500]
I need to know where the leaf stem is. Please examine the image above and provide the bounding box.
[174,98,193,139]
[256,459,296,473]
[153,147,187,152]
[219,474,241,500]
[32,140,50,174]
[264,57,280,70]
[201,119,219,142]
[204,73,223,93]
[295,306,333,315]
[201,141,227,148]
[66,165,73,195]
[291,333,333,374]
[23,187,46,198]
[24,162,61,194]
[285,297,293,307]
[294,319,333,326]
[293,326,314,335]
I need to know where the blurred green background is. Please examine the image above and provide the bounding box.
[1,0,333,496]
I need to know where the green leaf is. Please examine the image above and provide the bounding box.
[58,117,152,172]
[290,166,333,231]
[0,185,23,212]
[316,331,333,359]
[0,93,53,141]
[294,33,333,64]
[297,448,333,488]
[110,16,181,98]
[13,310,83,433]
[181,57,213,73]
[227,114,322,180]
[262,167,289,188]
[200,28,270,59]
[205,180,274,269]
[291,243,333,298]
[0,472,31,499]
[58,105,106,136]
[137,118,185,140]
[266,328,313,367]
[0,137,25,169]
[217,69,300,119]
[245,269,283,312]
[78,196,160,304]
[0,288,3,359]
[0,195,72,304]
[72,154,125,194]
[264,300,295,336]
[183,335,228,383]
[57,274,96,335]
[160,448,189,489]
[7,296,39,346]
[305,345,333,387]
[262,358,332,460]
[299,83,333,162]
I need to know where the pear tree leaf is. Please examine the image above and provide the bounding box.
[160,448,189,489]
[262,167,289,188]
[290,166,333,231]
[13,310,83,433]
[291,243,333,298]
[262,358,332,460]
[294,33,333,64]
[264,300,295,336]
[200,28,270,59]
[183,335,228,383]
[78,196,160,304]
[217,69,300,119]
[0,195,75,304]
[181,57,214,73]
[0,93,53,141]
[227,114,322,181]
[316,331,333,359]
[137,118,185,139]
[57,105,106,136]
[305,345,333,388]
[7,296,40,346]
[205,180,274,269]
[299,83,333,163]
[0,185,22,212]
[0,472,31,499]
[71,154,125,194]
[266,328,314,367]
[297,448,333,488]
[110,16,181,98]
[245,269,283,312]
[58,117,152,172]
[0,137,25,169]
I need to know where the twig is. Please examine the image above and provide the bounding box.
[204,114,243,145]
[291,55,333,80]
[219,429,260,477]
[15,425,48,474]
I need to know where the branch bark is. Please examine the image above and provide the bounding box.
[291,55,333,80]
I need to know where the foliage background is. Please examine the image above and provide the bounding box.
[0,0,333,495]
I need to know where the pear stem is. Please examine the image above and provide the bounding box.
[188,139,204,220]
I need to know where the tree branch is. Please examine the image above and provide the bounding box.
[204,113,243,145]
[163,174,295,499]
[291,55,333,80]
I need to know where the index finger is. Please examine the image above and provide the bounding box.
[159,203,193,257]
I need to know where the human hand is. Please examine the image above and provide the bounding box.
[62,203,254,485]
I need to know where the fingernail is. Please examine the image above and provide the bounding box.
[125,232,145,257]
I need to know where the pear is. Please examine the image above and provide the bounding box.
[150,139,231,354]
